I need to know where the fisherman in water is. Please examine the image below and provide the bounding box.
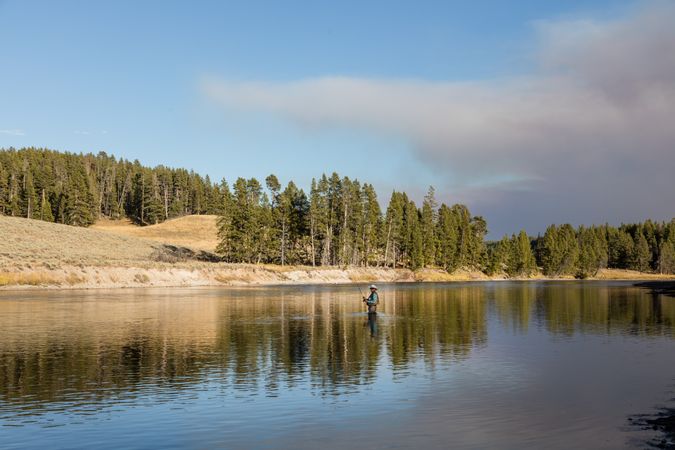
[363,285,379,314]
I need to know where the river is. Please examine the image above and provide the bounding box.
[1,282,673,449]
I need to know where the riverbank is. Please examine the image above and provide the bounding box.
[3,258,674,291]
[2,215,675,290]
[0,264,487,290]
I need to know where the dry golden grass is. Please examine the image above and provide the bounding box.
[65,273,86,286]
[214,271,259,284]
[594,268,675,280]
[413,268,491,282]
[348,272,379,282]
[0,271,60,286]
[133,273,150,284]
[0,215,160,268]
[91,215,219,252]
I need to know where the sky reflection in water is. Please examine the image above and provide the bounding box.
[0,282,673,449]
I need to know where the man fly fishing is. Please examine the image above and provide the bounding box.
[362,285,379,314]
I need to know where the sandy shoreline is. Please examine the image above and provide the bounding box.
[2,264,675,291]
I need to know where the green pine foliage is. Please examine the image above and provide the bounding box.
[532,220,675,277]
[576,226,608,278]
[486,236,511,276]
[0,147,228,226]
[659,240,675,274]
[512,230,537,277]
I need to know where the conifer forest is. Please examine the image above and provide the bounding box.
[2,147,674,276]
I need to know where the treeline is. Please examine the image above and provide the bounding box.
[215,175,675,275]
[488,221,675,277]
[1,147,673,275]
[0,147,226,225]
[216,176,486,269]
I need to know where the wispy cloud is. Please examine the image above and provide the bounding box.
[0,129,25,136]
[202,2,675,235]
[74,130,108,135]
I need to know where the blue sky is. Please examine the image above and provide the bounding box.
[2,0,673,238]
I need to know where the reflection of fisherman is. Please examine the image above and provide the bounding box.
[367,312,378,337]
[363,285,379,314]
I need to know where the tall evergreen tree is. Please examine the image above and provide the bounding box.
[540,224,579,276]
[487,236,511,276]
[361,184,381,267]
[383,192,405,268]
[0,162,7,214]
[38,189,54,222]
[511,230,537,276]
[576,226,607,278]
[19,171,39,219]
[215,179,233,260]
[631,231,651,272]
[658,239,675,274]
[421,186,437,267]
[436,204,459,271]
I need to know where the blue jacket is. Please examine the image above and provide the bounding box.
[366,291,379,306]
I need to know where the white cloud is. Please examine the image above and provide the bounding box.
[0,129,25,136]
[202,2,675,236]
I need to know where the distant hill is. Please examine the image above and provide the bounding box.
[91,215,219,253]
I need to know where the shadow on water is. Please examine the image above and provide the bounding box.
[629,401,675,449]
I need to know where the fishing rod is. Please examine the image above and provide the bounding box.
[356,284,366,298]
[356,285,368,312]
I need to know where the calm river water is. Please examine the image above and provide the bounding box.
[1,282,674,449]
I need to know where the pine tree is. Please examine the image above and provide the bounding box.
[0,161,8,214]
[436,204,459,271]
[513,230,536,276]
[421,186,437,267]
[577,226,607,278]
[361,184,381,267]
[64,160,96,226]
[286,183,309,264]
[215,179,233,260]
[228,178,263,263]
[38,189,54,222]
[468,216,488,270]
[487,235,511,276]
[658,240,675,274]
[277,180,308,265]
[540,224,579,276]
[452,205,472,268]
[631,231,651,272]
[404,200,424,269]
[256,190,274,264]
[308,179,324,267]
[383,192,405,268]
[19,171,39,219]
[607,228,634,269]
[8,171,21,217]
[265,174,284,264]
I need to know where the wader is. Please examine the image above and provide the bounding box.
[366,291,379,314]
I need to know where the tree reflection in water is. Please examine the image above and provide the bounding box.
[0,283,672,419]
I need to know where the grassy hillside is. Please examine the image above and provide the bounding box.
[0,215,161,268]
[91,215,219,252]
